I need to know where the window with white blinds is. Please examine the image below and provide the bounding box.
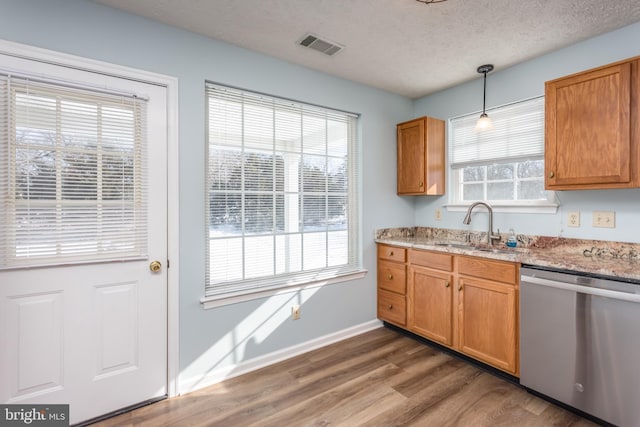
[0,75,147,269]
[205,83,361,299]
[450,96,545,168]
[449,96,548,204]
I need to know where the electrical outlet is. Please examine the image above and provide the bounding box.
[292,304,301,320]
[435,208,442,221]
[593,211,615,228]
[567,211,580,227]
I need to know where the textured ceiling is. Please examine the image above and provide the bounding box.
[95,0,640,99]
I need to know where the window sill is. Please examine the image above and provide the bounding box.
[445,202,559,214]
[200,269,368,309]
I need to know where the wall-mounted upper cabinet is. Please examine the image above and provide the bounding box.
[397,116,445,195]
[545,56,640,190]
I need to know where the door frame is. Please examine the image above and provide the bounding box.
[0,39,181,397]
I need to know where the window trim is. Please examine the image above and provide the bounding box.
[200,269,366,309]
[203,83,364,306]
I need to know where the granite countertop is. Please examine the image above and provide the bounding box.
[375,227,640,283]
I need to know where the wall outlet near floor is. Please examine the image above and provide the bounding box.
[292,304,301,320]
[435,208,442,221]
[593,211,615,228]
[567,211,580,227]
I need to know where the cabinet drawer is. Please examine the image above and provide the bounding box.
[378,289,406,326]
[377,260,406,294]
[377,244,406,262]
[409,249,453,271]
[458,256,517,284]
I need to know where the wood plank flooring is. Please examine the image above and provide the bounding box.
[91,327,599,427]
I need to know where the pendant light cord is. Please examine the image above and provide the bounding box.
[482,71,487,115]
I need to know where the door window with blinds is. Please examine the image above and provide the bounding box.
[0,75,147,268]
[206,83,360,299]
[449,96,548,204]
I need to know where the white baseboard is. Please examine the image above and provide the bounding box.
[179,319,382,395]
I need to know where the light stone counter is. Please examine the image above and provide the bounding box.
[375,227,640,283]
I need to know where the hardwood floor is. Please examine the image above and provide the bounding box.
[91,327,599,427]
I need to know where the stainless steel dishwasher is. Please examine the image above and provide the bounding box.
[520,266,640,427]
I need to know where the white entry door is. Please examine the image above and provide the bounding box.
[0,50,168,424]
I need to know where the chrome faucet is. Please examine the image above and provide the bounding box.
[463,201,502,246]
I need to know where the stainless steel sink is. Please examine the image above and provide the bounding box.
[434,242,474,249]
[473,246,517,254]
[434,242,525,255]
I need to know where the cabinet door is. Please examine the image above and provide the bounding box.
[407,265,453,346]
[397,119,426,194]
[545,60,639,189]
[397,117,445,195]
[458,276,518,374]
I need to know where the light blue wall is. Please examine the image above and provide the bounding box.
[0,0,414,390]
[3,0,639,394]
[413,21,640,242]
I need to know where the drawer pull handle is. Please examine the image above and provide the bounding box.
[388,274,393,280]
[388,304,393,310]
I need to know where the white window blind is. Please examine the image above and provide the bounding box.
[450,96,545,168]
[0,75,148,269]
[205,83,360,298]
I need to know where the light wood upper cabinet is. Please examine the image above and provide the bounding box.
[397,116,445,195]
[545,57,640,190]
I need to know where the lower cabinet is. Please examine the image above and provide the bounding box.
[407,251,454,346]
[377,244,519,376]
[458,255,518,374]
[458,275,518,374]
[377,244,407,327]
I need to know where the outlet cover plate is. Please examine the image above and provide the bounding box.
[568,211,580,227]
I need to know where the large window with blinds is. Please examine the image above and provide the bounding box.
[0,75,147,268]
[205,83,361,299]
[449,96,549,205]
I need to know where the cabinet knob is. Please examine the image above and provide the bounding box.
[445,281,450,288]
[388,304,393,310]
[419,181,424,187]
[387,274,393,280]
[389,250,394,256]
[548,171,555,178]
[458,285,463,291]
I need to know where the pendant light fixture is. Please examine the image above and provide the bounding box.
[475,64,494,131]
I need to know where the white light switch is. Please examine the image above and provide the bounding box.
[592,211,615,228]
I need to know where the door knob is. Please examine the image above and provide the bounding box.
[149,260,162,273]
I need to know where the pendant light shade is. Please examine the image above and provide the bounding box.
[475,64,494,132]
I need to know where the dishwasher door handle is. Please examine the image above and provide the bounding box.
[521,275,640,303]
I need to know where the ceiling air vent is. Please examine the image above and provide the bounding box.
[298,33,344,56]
